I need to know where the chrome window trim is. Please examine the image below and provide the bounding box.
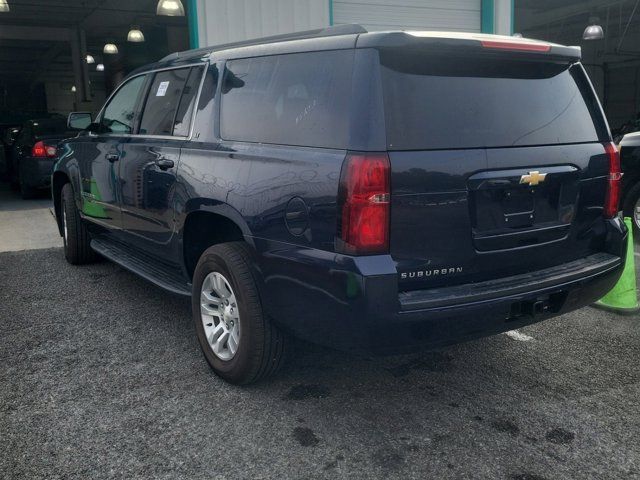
[95,62,208,140]
[187,62,208,141]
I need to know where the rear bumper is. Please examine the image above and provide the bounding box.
[254,217,628,354]
[20,157,55,189]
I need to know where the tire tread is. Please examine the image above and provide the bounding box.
[195,242,287,384]
[61,183,96,265]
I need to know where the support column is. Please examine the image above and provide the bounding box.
[481,0,513,35]
[70,27,91,110]
[187,0,199,48]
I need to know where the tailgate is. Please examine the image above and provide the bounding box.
[390,143,610,290]
[377,46,611,291]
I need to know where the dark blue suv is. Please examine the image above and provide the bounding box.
[52,25,628,384]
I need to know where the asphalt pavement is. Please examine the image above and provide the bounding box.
[1,187,639,479]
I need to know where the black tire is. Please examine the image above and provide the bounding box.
[622,183,640,241]
[192,242,288,385]
[61,183,96,265]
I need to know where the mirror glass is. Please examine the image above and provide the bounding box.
[68,112,92,130]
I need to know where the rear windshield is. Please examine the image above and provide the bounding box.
[380,52,608,150]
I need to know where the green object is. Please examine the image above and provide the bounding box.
[81,179,108,219]
[187,0,199,49]
[329,0,334,26]
[481,0,494,34]
[510,0,515,35]
[594,217,639,314]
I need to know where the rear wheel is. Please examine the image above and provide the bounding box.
[61,183,96,264]
[192,242,287,384]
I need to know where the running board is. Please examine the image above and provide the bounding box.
[91,237,191,297]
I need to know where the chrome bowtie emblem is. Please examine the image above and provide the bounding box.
[520,171,547,186]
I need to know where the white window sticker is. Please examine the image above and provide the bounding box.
[156,81,170,96]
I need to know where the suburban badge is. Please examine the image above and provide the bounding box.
[401,267,463,279]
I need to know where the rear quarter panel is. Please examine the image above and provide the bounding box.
[175,141,344,251]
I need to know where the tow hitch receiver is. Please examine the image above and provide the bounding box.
[508,292,567,321]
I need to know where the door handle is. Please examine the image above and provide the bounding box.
[105,153,119,162]
[155,158,174,170]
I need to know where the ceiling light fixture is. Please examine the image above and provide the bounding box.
[583,17,604,40]
[71,86,77,92]
[96,63,105,72]
[86,54,95,64]
[103,43,118,54]
[127,27,145,42]
[156,0,185,16]
[0,0,9,13]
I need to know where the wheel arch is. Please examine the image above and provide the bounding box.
[181,204,253,279]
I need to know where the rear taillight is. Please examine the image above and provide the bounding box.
[480,40,551,52]
[31,141,57,158]
[337,152,390,254]
[604,142,622,218]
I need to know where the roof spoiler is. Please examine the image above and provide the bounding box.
[357,31,581,62]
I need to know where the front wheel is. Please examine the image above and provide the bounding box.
[192,242,288,384]
[61,183,96,264]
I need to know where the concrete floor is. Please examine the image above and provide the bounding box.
[1,182,639,480]
[0,183,62,252]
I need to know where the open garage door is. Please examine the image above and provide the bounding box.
[515,0,640,136]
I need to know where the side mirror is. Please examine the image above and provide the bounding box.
[67,112,92,130]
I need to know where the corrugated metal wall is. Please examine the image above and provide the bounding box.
[195,0,329,47]
[332,0,481,32]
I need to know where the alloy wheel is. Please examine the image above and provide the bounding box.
[200,271,241,361]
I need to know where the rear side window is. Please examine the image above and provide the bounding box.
[220,50,353,149]
[139,68,190,136]
[380,52,608,150]
[101,75,146,134]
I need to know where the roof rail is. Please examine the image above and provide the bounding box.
[160,24,367,62]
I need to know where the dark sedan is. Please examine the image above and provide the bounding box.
[9,117,79,198]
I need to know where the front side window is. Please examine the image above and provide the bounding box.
[101,75,146,134]
[220,50,353,149]
[139,68,190,136]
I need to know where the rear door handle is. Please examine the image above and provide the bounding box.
[105,153,119,162]
[156,158,174,170]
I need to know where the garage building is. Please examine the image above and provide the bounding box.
[0,1,639,133]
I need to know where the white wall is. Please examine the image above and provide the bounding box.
[333,0,481,32]
[195,0,329,47]
[493,0,512,35]
[193,0,515,47]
